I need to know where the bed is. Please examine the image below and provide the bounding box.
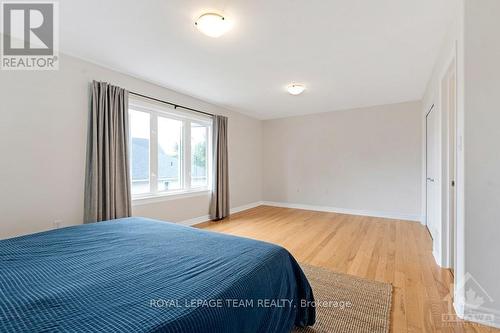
[0,217,315,332]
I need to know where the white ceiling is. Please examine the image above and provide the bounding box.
[60,0,456,119]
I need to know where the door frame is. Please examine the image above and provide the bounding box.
[434,48,458,270]
[425,104,435,234]
[441,57,458,272]
[423,46,458,270]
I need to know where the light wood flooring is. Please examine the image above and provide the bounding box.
[197,205,499,333]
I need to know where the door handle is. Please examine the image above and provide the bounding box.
[427,178,435,182]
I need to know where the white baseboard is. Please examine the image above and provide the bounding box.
[454,301,500,329]
[454,301,465,318]
[179,200,423,226]
[178,201,263,226]
[261,201,422,222]
[177,214,210,227]
[432,248,443,267]
[230,201,264,214]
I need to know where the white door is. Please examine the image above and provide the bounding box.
[426,107,439,241]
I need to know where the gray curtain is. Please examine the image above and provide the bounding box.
[84,81,131,223]
[210,115,229,220]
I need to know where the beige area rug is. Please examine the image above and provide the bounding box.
[293,265,392,333]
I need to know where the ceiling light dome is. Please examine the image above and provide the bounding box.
[195,13,231,38]
[287,83,306,95]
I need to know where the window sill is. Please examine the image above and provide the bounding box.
[132,189,211,206]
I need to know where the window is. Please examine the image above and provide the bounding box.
[157,117,182,191]
[129,97,212,199]
[130,110,150,194]
[191,122,209,188]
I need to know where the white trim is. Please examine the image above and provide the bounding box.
[454,300,500,329]
[178,214,210,227]
[454,301,465,318]
[132,189,210,206]
[422,42,460,272]
[230,201,263,214]
[130,96,212,123]
[432,248,442,267]
[178,200,424,227]
[129,96,213,203]
[261,201,422,222]
[178,201,264,226]
[437,48,457,270]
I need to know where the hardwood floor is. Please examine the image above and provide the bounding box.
[197,205,499,333]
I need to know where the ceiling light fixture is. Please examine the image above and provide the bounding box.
[287,83,306,95]
[195,13,231,38]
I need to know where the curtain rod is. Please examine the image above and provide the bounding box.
[129,91,215,118]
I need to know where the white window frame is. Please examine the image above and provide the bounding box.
[129,96,213,204]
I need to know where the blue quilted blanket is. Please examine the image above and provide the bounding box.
[0,217,315,332]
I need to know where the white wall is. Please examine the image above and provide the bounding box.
[422,1,500,327]
[461,0,500,325]
[262,101,422,220]
[0,53,263,239]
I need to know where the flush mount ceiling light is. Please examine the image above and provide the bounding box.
[195,13,231,38]
[287,83,306,95]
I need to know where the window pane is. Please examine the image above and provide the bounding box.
[191,122,208,188]
[158,117,182,191]
[130,110,150,195]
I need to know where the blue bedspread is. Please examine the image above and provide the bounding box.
[0,217,315,332]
